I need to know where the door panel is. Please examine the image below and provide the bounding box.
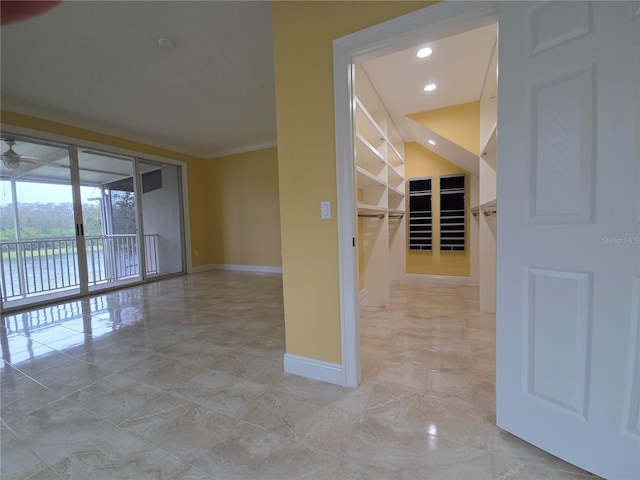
[138,161,185,277]
[77,149,142,291]
[496,2,640,479]
[0,138,82,309]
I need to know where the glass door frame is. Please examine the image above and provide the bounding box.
[68,144,90,297]
[76,145,145,293]
[0,131,189,314]
[135,159,187,280]
[133,157,147,283]
[0,136,86,309]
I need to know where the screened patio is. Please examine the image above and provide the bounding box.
[1,136,184,310]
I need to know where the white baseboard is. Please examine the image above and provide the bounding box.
[283,353,343,387]
[191,264,216,274]
[211,264,283,274]
[403,274,478,286]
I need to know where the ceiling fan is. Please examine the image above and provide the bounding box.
[1,139,40,169]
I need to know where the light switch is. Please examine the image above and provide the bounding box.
[321,201,331,219]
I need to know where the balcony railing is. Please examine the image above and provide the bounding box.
[0,234,158,303]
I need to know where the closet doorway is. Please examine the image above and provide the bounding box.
[334,4,497,385]
[336,2,640,479]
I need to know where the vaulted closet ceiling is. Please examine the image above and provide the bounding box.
[360,23,497,145]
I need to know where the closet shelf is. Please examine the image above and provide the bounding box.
[471,199,497,217]
[355,63,406,308]
[388,164,404,183]
[356,166,387,188]
[480,123,497,170]
[357,202,387,216]
[355,97,386,145]
[355,96,405,166]
[355,133,385,169]
[480,122,497,156]
[387,143,404,166]
[388,185,405,198]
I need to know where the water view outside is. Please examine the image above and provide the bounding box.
[1,234,157,302]
[1,138,185,309]
[0,178,153,304]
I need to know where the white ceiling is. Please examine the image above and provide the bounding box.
[361,23,497,145]
[1,1,276,158]
[1,3,495,161]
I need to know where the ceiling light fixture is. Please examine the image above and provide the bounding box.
[428,140,436,146]
[417,47,432,58]
[157,38,175,49]
[423,83,437,92]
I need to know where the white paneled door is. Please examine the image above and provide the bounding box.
[496,2,640,479]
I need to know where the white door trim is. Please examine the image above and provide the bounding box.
[333,1,498,388]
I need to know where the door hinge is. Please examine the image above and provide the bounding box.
[352,237,356,247]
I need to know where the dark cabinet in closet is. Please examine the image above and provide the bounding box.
[408,177,433,250]
[440,174,465,251]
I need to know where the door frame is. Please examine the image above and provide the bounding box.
[0,124,192,313]
[332,1,498,388]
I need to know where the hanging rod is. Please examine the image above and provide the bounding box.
[483,209,497,216]
[358,213,385,219]
[388,213,404,218]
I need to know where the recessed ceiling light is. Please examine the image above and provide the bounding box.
[423,83,436,92]
[428,140,436,146]
[417,47,432,58]
[157,38,175,49]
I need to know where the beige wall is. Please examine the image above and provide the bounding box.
[209,147,281,267]
[272,1,432,364]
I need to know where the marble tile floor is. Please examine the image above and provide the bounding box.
[0,271,601,479]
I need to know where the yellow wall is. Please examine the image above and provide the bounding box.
[209,147,281,267]
[272,1,432,364]
[3,0,438,367]
[408,102,480,156]
[405,142,470,276]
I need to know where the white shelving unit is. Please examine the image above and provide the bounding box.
[357,201,386,215]
[473,39,497,313]
[355,64,406,308]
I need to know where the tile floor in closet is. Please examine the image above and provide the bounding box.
[1,270,600,479]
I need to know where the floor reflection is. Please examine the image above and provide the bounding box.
[0,272,601,480]
[1,289,148,369]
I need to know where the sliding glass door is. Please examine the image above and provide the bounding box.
[77,149,142,291]
[1,134,186,311]
[0,137,82,308]
[138,161,185,277]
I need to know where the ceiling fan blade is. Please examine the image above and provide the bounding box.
[19,157,66,168]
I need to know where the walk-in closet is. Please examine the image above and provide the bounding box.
[354,23,498,315]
